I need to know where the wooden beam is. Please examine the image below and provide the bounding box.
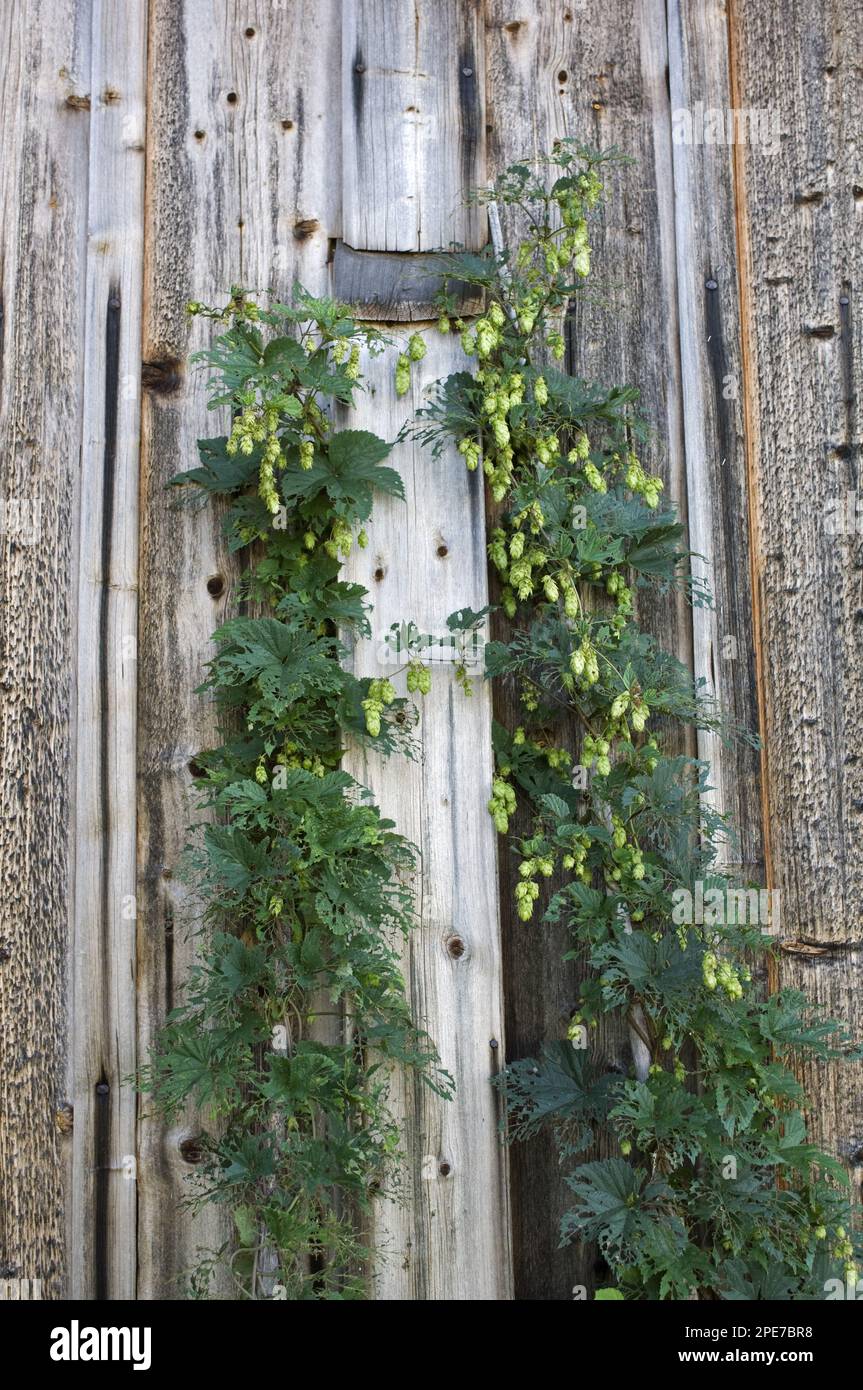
[340,0,510,1301]
[667,0,764,883]
[137,0,344,1298]
[342,333,512,1301]
[0,0,91,1301]
[332,242,483,320]
[69,0,148,1301]
[727,0,863,1191]
[342,0,486,251]
[484,0,694,1299]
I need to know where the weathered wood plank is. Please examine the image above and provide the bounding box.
[0,0,91,1301]
[729,0,863,1187]
[342,0,486,251]
[341,331,512,1300]
[339,0,509,1301]
[332,242,483,320]
[69,0,148,1302]
[484,0,694,1299]
[137,0,343,1299]
[667,0,764,883]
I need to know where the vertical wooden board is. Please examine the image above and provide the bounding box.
[781,947,863,1187]
[0,0,90,1302]
[339,0,508,1300]
[342,332,512,1300]
[729,0,863,1183]
[484,0,692,1298]
[342,0,486,251]
[69,0,147,1302]
[137,0,343,1298]
[729,0,863,935]
[667,0,763,880]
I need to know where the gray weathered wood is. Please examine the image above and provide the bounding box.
[668,0,764,883]
[333,242,483,320]
[0,0,91,1302]
[2,0,861,1304]
[137,0,344,1298]
[342,0,486,252]
[340,0,510,1301]
[485,0,695,1299]
[728,0,863,1188]
[69,0,148,1302]
[341,331,512,1300]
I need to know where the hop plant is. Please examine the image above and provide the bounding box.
[324,518,354,559]
[406,660,431,696]
[413,145,863,1302]
[458,435,481,471]
[569,432,590,463]
[583,460,607,493]
[570,637,600,688]
[395,352,412,396]
[345,344,361,380]
[146,285,445,1301]
[488,777,517,835]
[361,677,397,737]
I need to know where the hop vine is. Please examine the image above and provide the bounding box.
[419,142,862,1301]
[140,287,449,1300]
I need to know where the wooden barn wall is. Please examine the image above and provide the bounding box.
[0,0,859,1301]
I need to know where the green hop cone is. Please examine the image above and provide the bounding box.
[345,344,361,381]
[361,697,383,738]
[395,353,411,396]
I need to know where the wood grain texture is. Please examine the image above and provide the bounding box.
[68,0,147,1303]
[342,0,486,251]
[1,0,859,1304]
[0,0,90,1302]
[137,0,343,1298]
[729,0,863,1188]
[485,0,695,1299]
[667,0,764,882]
[332,242,483,320]
[341,332,512,1300]
[339,0,509,1301]
[336,1,511,1299]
